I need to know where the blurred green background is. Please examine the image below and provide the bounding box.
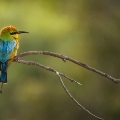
[0,0,120,120]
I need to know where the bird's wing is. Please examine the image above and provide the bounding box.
[0,40,16,62]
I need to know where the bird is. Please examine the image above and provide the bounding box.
[0,25,28,85]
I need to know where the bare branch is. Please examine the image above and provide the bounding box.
[15,59,82,86]
[15,51,120,83]
[13,50,119,119]
[14,58,103,120]
[56,71,104,120]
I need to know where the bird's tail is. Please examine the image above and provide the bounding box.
[0,62,7,83]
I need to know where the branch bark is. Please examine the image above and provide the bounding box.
[15,51,120,83]
[12,50,119,120]
[14,58,103,120]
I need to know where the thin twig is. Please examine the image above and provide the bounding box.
[13,50,119,119]
[15,59,82,86]
[55,71,104,120]
[15,51,120,83]
[14,58,103,120]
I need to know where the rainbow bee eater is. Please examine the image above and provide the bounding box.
[0,25,28,84]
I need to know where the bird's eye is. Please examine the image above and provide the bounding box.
[10,32,18,35]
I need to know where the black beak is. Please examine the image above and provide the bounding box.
[17,31,29,34]
[10,31,29,35]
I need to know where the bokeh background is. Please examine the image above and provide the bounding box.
[0,0,120,120]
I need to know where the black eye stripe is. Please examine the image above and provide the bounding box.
[10,32,18,35]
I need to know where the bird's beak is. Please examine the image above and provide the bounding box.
[17,31,29,34]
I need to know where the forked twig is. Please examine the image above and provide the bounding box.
[14,59,103,120]
[15,59,82,86]
[55,71,104,120]
[15,51,120,83]
[13,50,119,120]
